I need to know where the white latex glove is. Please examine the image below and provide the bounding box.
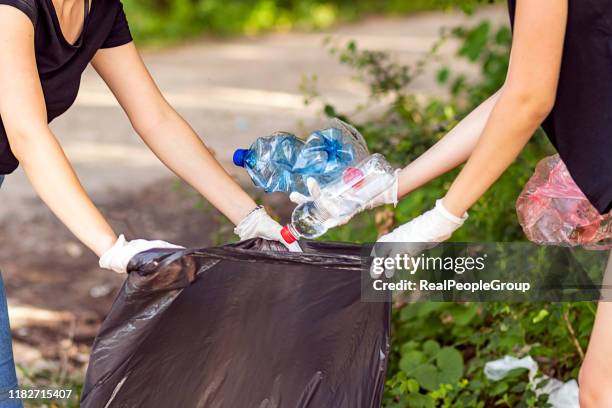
[289,178,352,227]
[290,170,399,213]
[234,206,302,252]
[289,177,322,205]
[378,199,467,244]
[365,169,400,210]
[99,234,184,274]
[371,199,467,277]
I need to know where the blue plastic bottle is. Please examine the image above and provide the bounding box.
[233,119,369,196]
[233,132,307,195]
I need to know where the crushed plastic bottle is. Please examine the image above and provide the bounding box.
[233,132,304,194]
[281,154,395,243]
[233,119,369,196]
[516,154,612,249]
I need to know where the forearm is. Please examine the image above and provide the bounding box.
[10,128,117,256]
[442,91,548,217]
[136,109,257,225]
[397,90,500,198]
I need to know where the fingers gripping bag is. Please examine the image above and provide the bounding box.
[516,154,612,249]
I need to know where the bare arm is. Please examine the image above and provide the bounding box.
[397,90,500,197]
[442,0,567,216]
[91,43,257,225]
[0,7,117,256]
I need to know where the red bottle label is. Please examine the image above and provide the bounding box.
[342,167,365,188]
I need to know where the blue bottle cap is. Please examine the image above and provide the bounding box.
[233,149,249,167]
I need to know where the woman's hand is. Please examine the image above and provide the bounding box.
[373,199,467,264]
[366,169,400,209]
[370,200,466,278]
[234,206,302,252]
[289,177,351,228]
[99,235,184,273]
[378,199,467,244]
[288,172,400,231]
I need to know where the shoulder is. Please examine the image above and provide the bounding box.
[0,0,38,26]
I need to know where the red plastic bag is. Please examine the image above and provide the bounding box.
[516,155,612,249]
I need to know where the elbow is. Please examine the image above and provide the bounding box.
[502,86,556,125]
[5,122,50,161]
[131,101,175,137]
[579,365,612,408]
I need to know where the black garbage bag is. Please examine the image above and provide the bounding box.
[81,239,390,408]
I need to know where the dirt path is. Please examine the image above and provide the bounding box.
[0,6,506,384]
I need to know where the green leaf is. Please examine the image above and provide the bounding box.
[323,104,337,118]
[400,340,421,354]
[407,347,465,392]
[405,378,420,394]
[458,21,490,61]
[489,381,509,396]
[437,67,450,84]
[423,340,441,357]
[399,350,426,375]
[436,347,465,385]
[417,301,447,318]
[412,364,439,391]
[405,393,435,408]
[505,367,529,379]
[532,309,550,323]
[450,304,479,326]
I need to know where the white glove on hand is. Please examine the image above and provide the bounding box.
[99,234,184,274]
[378,199,467,244]
[234,206,302,252]
[290,170,399,213]
[289,178,352,227]
[372,199,467,273]
[365,169,400,210]
[289,177,323,205]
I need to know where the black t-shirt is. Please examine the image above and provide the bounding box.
[508,0,612,214]
[0,0,133,174]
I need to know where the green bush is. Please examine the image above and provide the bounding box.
[123,0,494,44]
[302,20,594,406]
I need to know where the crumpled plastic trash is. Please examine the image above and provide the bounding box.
[516,154,612,249]
[484,355,579,408]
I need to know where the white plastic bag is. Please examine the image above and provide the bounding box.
[484,355,578,408]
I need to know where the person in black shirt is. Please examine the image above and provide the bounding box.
[361,1,609,404]
[0,0,297,402]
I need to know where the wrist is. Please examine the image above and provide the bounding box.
[367,169,400,209]
[231,200,260,226]
[439,197,469,222]
[94,233,119,258]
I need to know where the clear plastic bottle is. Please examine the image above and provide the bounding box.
[281,154,395,243]
[233,119,368,196]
